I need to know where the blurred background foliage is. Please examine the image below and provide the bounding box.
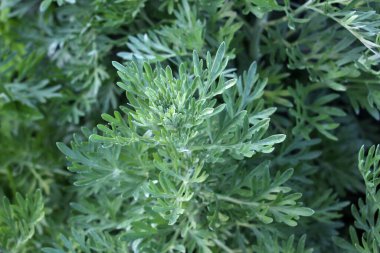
[1,0,380,252]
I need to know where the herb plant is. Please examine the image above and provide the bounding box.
[1,0,380,252]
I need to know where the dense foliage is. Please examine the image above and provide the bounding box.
[1,0,380,252]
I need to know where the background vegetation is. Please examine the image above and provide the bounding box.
[1,0,380,252]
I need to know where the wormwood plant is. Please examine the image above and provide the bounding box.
[1,0,380,252]
[54,44,314,252]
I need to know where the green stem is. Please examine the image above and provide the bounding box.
[213,239,236,253]
[216,194,260,207]
[251,14,268,61]
[264,0,314,27]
